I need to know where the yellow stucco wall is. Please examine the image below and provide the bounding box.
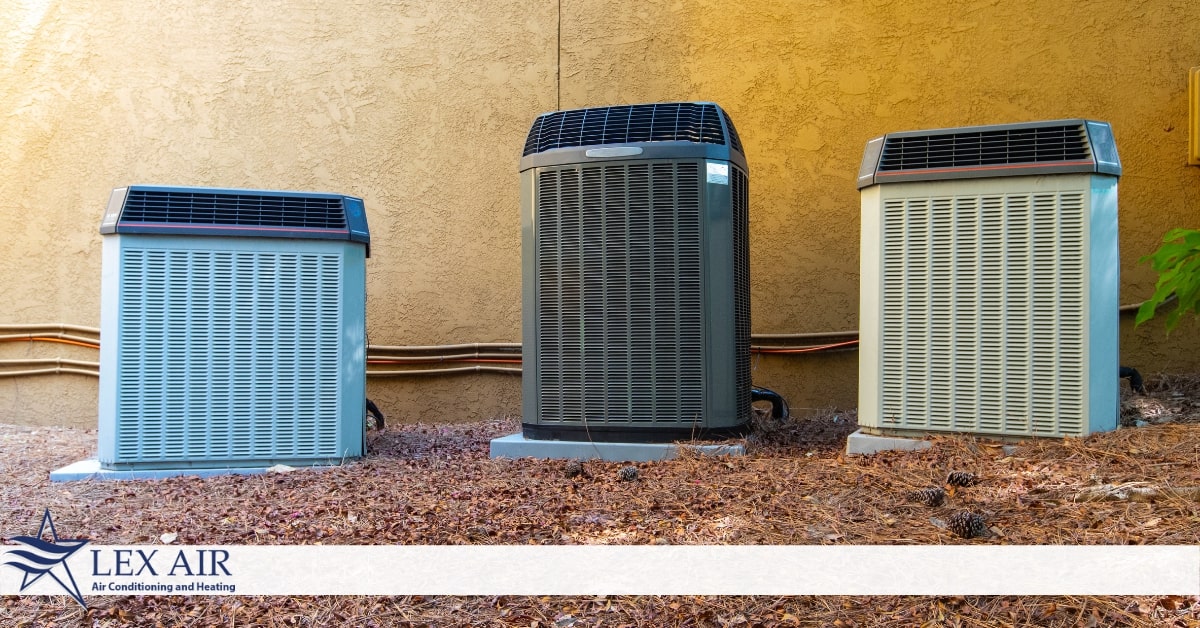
[2,0,1198,429]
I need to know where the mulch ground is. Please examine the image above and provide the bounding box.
[2,375,1199,627]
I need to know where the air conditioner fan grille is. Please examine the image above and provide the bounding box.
[523,103,730,156]
[879,124,1091,171]
[120,189,348,229]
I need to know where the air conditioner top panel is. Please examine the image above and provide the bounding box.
[519,102,747,171]
[100,185,370,254]
[856,119,1121,188]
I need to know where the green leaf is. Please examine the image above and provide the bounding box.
[1137,227,1200,333]
[1134,300,1158,325]
[1162,227,1196,242]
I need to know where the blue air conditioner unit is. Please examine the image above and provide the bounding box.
[97,185,370,469]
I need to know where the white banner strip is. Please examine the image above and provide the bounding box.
[3,546,1198,598]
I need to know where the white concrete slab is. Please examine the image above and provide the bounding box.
[50,459,275,482]
[489,433,744,462]
[845,429,933,456]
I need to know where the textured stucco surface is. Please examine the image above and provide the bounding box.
[2,0,1199,428]
[559,0,1200,411]
[1,0,553,427]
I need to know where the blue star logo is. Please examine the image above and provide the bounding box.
[4,509,89,608]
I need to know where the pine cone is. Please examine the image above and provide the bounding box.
[564,459,584,478]
[618,465,639,482]
[946,511,989,539]
[946,471,980,487]
[907,486,946,507]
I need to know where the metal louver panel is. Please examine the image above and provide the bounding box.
[534,162,705,426]
[113,248,344,461]
[523,103,731,156]
[876,189,1087,437]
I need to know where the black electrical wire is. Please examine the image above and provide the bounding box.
[751,386,789,420]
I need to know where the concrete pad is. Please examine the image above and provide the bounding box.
[845,429,933,456]
[489,433,744,462]
[50,459,276,482]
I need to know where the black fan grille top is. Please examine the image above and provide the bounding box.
[120,189,347,229]
[878,124,1092,171]
[523,103,733,156]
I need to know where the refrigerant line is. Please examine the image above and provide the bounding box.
[0,295,1161,379]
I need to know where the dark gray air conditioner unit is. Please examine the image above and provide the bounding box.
[520,102,751,442]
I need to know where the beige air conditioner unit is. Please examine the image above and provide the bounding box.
[857,119,1121,438]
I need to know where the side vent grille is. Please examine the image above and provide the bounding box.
[877,191,1088,436]
[879,124,1090,171]
[523,102,730,156]
[534,162,705,425]
[731,167,751,418]
[114,249,343,461]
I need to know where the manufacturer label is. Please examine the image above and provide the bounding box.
[706,162,729,185]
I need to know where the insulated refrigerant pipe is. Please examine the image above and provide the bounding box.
[0,291,1162,383]
[0,291,1160,342]
[0,335,101,349]
[370,342,521,352]
[368,352,522,362]
[0,367,98,378]
[0,296,1162,356]
[751,330,858,340]
[0,358,99,369]
[0,323,100,336]
[367,365,522,376]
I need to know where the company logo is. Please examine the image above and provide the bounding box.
[3,509,89,608]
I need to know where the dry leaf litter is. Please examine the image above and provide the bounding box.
[2,374,1199,626]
